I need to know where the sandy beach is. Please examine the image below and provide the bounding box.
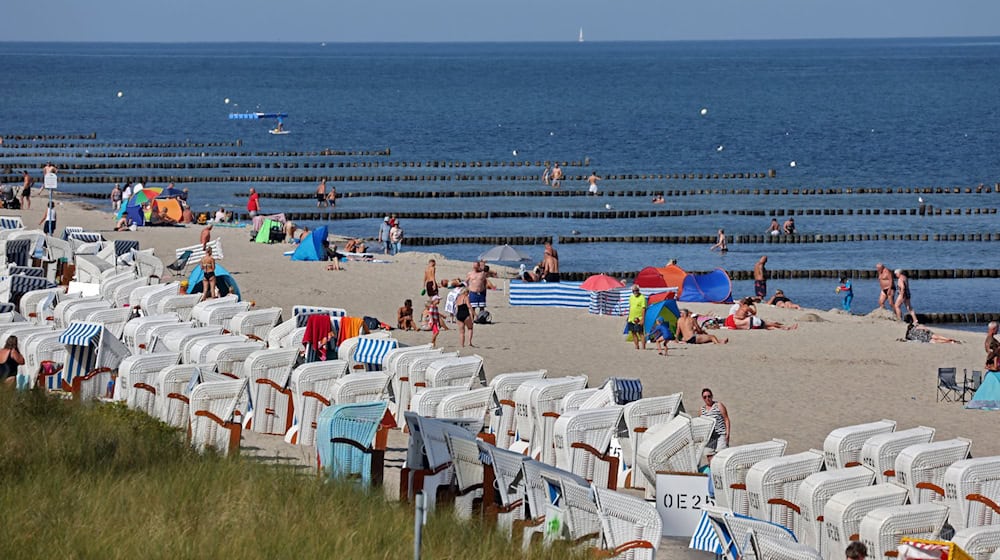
[7,196,998,556]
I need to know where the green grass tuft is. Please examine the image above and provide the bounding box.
[0,389,586,559]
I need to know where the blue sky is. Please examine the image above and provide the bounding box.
[5,0,997,42]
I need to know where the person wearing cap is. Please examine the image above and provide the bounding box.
[627,285,647,350]
[377,216,392,255]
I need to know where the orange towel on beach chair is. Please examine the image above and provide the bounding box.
[337,316,364,347]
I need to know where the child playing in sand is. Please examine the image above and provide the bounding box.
[648,317,671,356]
[836,277,853,312]
[427,295,448,347]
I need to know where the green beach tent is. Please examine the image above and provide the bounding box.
[255,219,281,243]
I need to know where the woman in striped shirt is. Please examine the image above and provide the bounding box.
[700,388,731,460]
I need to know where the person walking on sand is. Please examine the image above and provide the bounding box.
[894,269,919,324]
[247,187,260,218]
[753,255,768,301]
[110,183,122,213]
[466,261,488,313]
[316,179,327,208]
[837,276,854,312]
[377,216,391,255]
[20,171,34,210]
[627,285,647,350]
[423,259,439,298]
[428,295,447,347]
[700,388,731,460]
[200,223,213,252]
[455,287,475,347]
[710,228,728,253]
[39,201,57,235]
[199,246,217,301]
[587,171,601,195]
[389,220,404,255]
[876,263,895,311]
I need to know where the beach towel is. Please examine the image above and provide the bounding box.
[302,314,334,361]
[337,317,364,347]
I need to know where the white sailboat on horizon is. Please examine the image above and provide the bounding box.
[578,27,584,43]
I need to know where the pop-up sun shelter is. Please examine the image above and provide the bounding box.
[186,263,241,300]
[643,298,681,340]
[678,268,733,304]
[291,225,328,261]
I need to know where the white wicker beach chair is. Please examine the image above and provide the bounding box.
[142,321,196,353]
[635,413,716,498]
[152,325,224,354]
[405,352,459,394]
[341,332,393,371]
[132,250,164,280]
[83,307,132,341]
[745,449,826,536]
[487,370,547,450]
[711,439,789,515]
[895,438,973,504]
[242,348,300,435]
[943,456,1000,531]
[196,301,251,329]
[109,278,149,308]
[412,386,466,417]
[553,474,603,550]
[283,360,349,446]
[98,271,136,301]
[477,440,530,536]
[514,456,587,549]
[620,393,685,490]
[187,295,239,325]
[19,329,63,388]
[823,419,896,470]
[265,316,298,348]
[512,375,589,463]
[387,347,446,427]
[860,426,936,484]
[438,386,494,423]
[182,334,245,363]
[552,406,623,490]
[74,255,110,283]
[65,300,113,327]
[795,466,876,554]
[0,324,53,349]
[206,341,266,378]
[330,371,391,405]
[154,363,220,427]
[227,307,282,340]
[189,378,249,456]
[561,388,602,414]
[593,485,662,560]
[122,313,181,352]
[445,430,486,520]
[116,352,182,414]
[44,236,73,265]
[750,531,824,560]
[60,321,132,399]
[155,293,204,321]
[129,281,177,312]
[859,503,950,560]
[401,412,482,516]
[53,295,103,327]
[953,526,1000,560]
[704,504,801,560]
[822,484,909,560]
[424,354,486,388]
[19,287,63,324]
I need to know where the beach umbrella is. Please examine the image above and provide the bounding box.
[127,186,163,206]
[479,244,531,262]
[158,186,186,198]
[579,274,625,292]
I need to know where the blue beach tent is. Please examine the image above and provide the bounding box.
[291,226,328,261]
[643,298,681,340]
[186,263,241,300]
[678,268,734,304]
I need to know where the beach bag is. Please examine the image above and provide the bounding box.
[363,316,382,332]
[474,309,492,324]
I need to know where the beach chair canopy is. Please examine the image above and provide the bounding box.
[291,226,327,261]
[186,263,241,300]
[59,321,131,388]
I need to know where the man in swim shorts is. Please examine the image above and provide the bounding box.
[423,259,439,298]
[876,263,895,311]
[677,309,728,344]
[316,179,327,207]
[466,261,487,311]
[753,255,768,301]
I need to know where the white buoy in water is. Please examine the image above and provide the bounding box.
[224,98,230,104]
[790,161,797,167]
[116,91,123,98]
[717,145,724,152]
[512,149,517,156]
[918,197,924,203]
[604,203,612,210]
[700,108,708,115]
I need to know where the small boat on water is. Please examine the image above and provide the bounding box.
[228,111,290,134]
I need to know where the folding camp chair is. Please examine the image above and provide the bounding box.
[165,250,193,279]
[937,367,964,402]
[964,370,984,402]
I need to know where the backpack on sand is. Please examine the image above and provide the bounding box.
[474,309,492,324]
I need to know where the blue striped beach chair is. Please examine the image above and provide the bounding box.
[0,216,24,230]
[9,266,44,277]
[67,231,105,244]
[316,401,389,487]
[701,505,801,560]
[114,239,140,258]
[2,274,57,308]
[61,226,85,241]
[352,337,398,372]
[59,321,132,398]
[5,239,32,267]
[292,305,346,328]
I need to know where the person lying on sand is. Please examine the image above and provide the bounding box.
[725,298,797,330]
[767,289,802,309]
[677,309,728,344]
[903,322,960,344]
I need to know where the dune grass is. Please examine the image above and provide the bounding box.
[0,389,585,559]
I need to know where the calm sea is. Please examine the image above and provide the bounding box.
[1,40,998,315]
